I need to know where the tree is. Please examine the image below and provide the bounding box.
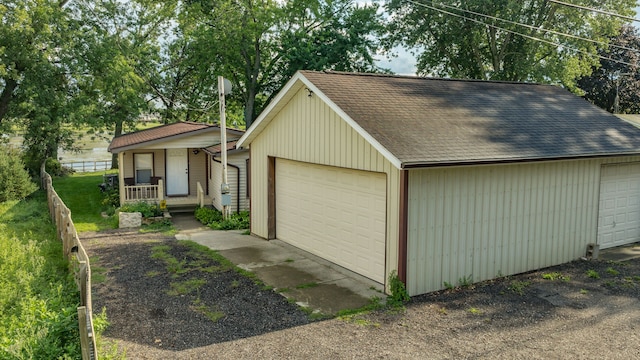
[0,145,37,202]
[577,25,640,114]
[71,0,175,167]
[385,0,635,89]
[185,0,385,128]
[0,0,80,171]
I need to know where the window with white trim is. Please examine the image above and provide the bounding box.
[134,153,153,184]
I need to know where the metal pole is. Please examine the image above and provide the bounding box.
[218,76,229,219]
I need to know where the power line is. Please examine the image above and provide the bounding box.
[424,0,640,55]
[404,0,638,68]
[548,0,639,23]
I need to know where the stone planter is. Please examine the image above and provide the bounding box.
[119,211,142,228]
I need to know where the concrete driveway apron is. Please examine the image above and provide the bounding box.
[172,214,384,316]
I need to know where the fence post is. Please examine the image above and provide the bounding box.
[77,306,91,360]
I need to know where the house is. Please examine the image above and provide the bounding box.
[203,141,250,213]
[237,70,640,296]
[107,121,249,212]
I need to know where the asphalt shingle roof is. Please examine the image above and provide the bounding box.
[300,71,640,166]
[108,121,244,153]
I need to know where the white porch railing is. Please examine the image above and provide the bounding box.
[196,182,205,207]
[123,180,164,203]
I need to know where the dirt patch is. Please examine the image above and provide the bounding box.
[84,229,640,359]
[83,230,310,351]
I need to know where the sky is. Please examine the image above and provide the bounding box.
[379,4,640,76]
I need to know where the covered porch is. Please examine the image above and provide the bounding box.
[121,178,211,208]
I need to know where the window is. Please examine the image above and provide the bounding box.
[134,153,153,184]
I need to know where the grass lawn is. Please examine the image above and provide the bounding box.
[0,193,81,359]
[52,171,117,232]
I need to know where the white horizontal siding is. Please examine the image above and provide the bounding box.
[209,152,249,212]
[407,155,640,295]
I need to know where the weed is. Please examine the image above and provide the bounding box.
[140,219,176,235]
[508,280,531,295]
[231,279,240,288]
[284,258,295,263]
[146,270,161,277]
[296,282,319,289]
[277,287,291,293]
[437,307,448,315]
[580,289,589,294]
[444,281,455,290]
[458,274,473,287]
[242,229,251,235]
[586,269,600,279]
[167,278,207,296]
[192,299,225,322]
[542,272,570,281]
[606,267,620,276]
[468,307,482,315]
[633,276,640,282]
[388,271,410,307]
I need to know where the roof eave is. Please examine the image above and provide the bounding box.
[401,151,640,169]
[237,71,403,170]
[109,126,242,154]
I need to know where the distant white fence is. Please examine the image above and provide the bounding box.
[62,160,112,173]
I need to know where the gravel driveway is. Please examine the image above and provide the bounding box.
[84,229,640,359]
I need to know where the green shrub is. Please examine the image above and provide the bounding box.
[195,208,249,230]
[119,202,162,218]
[387,270,410,307]
[195,206,222,224]
[0,145,38,202]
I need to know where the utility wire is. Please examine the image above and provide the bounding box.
[424,0,640,55]
[548,0,639,23]
[404,0,638,68]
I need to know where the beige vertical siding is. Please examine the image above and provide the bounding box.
[209,153,249,212]
[407,155,640,295]
[249,87,401,287]
[189,150,207,196]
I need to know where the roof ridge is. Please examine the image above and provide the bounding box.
[301,70,555,87]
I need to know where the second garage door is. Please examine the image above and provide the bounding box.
[598,163,640,249]
[276,159,386,283]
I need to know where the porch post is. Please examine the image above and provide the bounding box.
[158,179,164,201]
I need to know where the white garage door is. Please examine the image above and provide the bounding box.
[598,163,640,249]
[276,159,386,283]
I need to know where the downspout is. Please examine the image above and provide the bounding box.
[212,156,241,213]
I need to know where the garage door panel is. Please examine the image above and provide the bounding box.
[598,163,640,249]
[276,159,386,283]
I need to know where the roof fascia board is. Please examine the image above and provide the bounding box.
[402,151,640,169]
[110,126,237,153]
[237,72,306,148]
[237,71,403,169]
[302,75,402,169]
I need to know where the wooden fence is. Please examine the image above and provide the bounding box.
[41,166,98,360]
[62,160,112,173]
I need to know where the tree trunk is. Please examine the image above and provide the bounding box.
[0,78,18,125]
[111,118,123,169]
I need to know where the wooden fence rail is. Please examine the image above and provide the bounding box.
[61,160,112,173]
[41,165,98,360]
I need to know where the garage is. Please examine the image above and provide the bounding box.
[275,159,387,283]
[598,163,640,249]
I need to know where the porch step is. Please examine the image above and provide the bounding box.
[167,205,198,214]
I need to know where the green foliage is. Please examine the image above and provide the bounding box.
[578,25,640,114]
[386,0,635,90]
[195,206,223,224]
[458,274,473,287]
[0,145,37,202]
[53,172,115,232]
[119,202,162,218]
[195,207,249,230]
[387,270,410,307]
[586,269,600,279]
[542,272,570,281]
[0,194,81,359]
[606,267,620,276]
[508,281,531,296]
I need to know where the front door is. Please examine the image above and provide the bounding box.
[166,149,189,196]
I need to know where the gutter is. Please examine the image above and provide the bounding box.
[212,156,241,213]
[401,151,640,169]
